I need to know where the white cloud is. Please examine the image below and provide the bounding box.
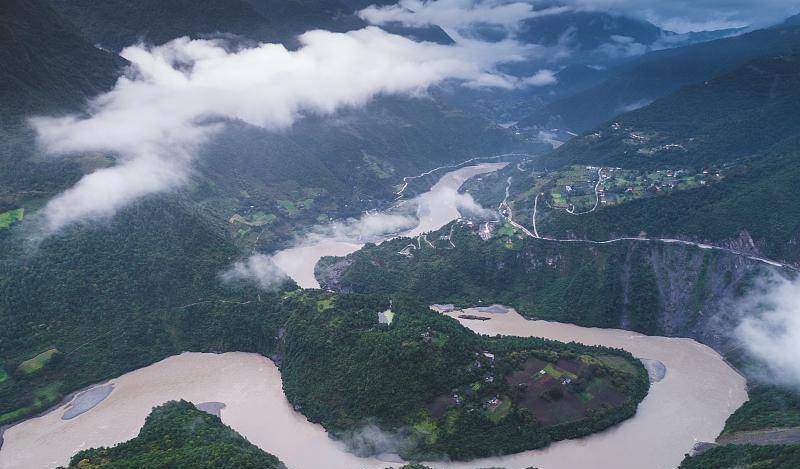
[220,253,288,290]
[523,69,557,86]
[31,27,541,235]
[735,274,800,387]
[359,0,570,32]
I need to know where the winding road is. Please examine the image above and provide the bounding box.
[506,165,797,272]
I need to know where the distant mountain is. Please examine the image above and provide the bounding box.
[67,400,287,468]
[46,0,453,50]
[519,25,800,132]
[531,54,800,264]
[46,0,359,50]
[546,54,800,168]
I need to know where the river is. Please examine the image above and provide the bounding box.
[0,163,748,468]
[272,162,507,288]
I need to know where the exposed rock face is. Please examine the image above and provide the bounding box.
[315,257,353,292]
[316,227,787,354]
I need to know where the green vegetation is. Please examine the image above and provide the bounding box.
[280,291,648,460]
[18,348,59,374]
[318,222,758,335]
[497,55,800,266]
[679,444,800,469]
[66,400,286,469]
[722,386,800,435]
[0,208,23,228]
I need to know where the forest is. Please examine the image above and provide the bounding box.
[280,291,648,460]
[65,400,287,469]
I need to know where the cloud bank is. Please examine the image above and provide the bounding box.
[31,27,541,235]
[735,274,800,387]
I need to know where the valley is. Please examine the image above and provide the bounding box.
[2,1,800,468]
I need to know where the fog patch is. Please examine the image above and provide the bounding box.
[220,253,288,290]
[336,421,418,459]
[734,274,800,387]
[617,98,653,113]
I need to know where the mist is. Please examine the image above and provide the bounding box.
[220,254,289,290]
[734,273,800,387]
[30,26,541,236]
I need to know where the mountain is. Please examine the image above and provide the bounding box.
[46,0,361,50]
[0,0,126,214]
[519,25,800,132]
[497,54,800,265]
[67,400,287,468]
[544,54,800,168]
[316,221,772,340]
[0,0,124,119]
[46,0,453,50]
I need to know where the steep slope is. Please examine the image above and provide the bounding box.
[0,0,126,213]
[0,0,124,119]
[317,221,775,341]
[67,400,287,468]
[519,25,800,132]
[545,54,800,168]
[515,55,800,264]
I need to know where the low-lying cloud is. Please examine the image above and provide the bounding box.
[735,274,800,387]
[220,253,288,290]
[360,0,569,31]
[31,27,542,235]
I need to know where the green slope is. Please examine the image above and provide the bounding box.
[511,54,800,264]
[519,26,800,132]
[66,400,287,468]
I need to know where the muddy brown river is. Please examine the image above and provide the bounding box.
[0,164,748,468]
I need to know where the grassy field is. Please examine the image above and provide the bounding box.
[18,348,59,374]
[0,208,24,229]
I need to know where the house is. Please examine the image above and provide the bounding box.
[485,375,494,383]
[482,351,495,361]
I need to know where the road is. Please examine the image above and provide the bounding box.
[506,166,797,272]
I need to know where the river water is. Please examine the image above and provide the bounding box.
[0,164,748,469]
[272,162,507,288]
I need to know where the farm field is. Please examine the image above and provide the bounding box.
[18,348,59,375]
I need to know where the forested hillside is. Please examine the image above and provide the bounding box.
[502,55,800,265]
[317,222,775,340]
[280,291,648,460]
[47,0,363,50]
[66,400,287,468]
[519,26,800,132]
